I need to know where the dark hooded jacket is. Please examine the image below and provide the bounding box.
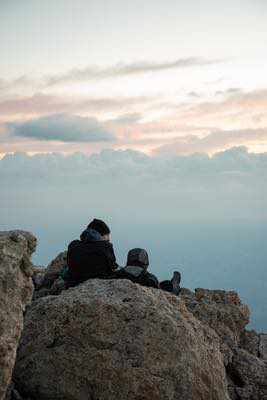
[66,228,118,287]
[113,265,159,289]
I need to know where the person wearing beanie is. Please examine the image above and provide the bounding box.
[113,248,159,289]
[65,218,118,288]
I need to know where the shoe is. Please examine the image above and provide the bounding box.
[171,271,181,295]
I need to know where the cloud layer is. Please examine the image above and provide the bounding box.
[153,128,267,155]
[1,146,266,213]
[0,58,219,93]
[45,58,219,86]
[1,88,267,155]
[8,114,115,143]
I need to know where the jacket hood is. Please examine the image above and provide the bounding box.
[80,228,102,242]
[124,265,145,277]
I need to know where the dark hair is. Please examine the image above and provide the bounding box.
[87,219,110,236]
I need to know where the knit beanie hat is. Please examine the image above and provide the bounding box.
[87,219,110,236]
[127,248,149,268]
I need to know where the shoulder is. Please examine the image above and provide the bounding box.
[68,240,81,250]
[98,241,115,254]
[103,241,114,250]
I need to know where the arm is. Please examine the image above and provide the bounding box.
[147,273,160,289]
[105,243,119,272]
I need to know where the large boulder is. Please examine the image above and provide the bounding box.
[14,279,230,400]
[0,230,36,400]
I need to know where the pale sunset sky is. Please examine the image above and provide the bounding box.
[0,0,267,156]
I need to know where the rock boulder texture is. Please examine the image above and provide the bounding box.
[180,288,250,347]
[179,288,267,399]
[14,279,230,400]
[0,231,36,400]
[260,334,267,361]
[32,251,67,300]
[226,348,267,400]
[41,251,67,288]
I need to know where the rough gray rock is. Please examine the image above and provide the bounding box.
[240,330,260,357]
[14,279,230,400]
[32,266,46,289]
[226,348,267,400]
[180,288,250,345]
[0,231,36,400]
[41,251,67,288]
[32,251,67,300]
[259,334,267,361]
[180,287,250,366]
[179,288,267,399]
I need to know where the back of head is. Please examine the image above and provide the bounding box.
[126,248,149,269]
[87,219,111,237]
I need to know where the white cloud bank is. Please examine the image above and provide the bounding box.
[0,146,266,225]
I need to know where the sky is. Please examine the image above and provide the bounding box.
[0,0,267,156]
[0,1,267,330]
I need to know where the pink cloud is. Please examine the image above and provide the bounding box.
[153,128,267,155]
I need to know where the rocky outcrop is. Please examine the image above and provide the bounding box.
[14,279,230,400]
[259,334,267,361]
[179,288,267,399]
[240,329,260,357]
[32,266,46,290]
[33,251,66,299]
[41,251,67,287]
[180,288,250,364]
[0,231,36,400]
[226,348,267,400]
[180,288,250,347]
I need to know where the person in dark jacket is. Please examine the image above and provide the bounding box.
[65,219,118,287]
[114,248,159,289]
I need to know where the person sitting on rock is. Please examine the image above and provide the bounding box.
[65,218,118,287]
[113,248,159,289]
[160,271,181,296]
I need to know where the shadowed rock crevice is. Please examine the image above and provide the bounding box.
[226,364,245,388]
